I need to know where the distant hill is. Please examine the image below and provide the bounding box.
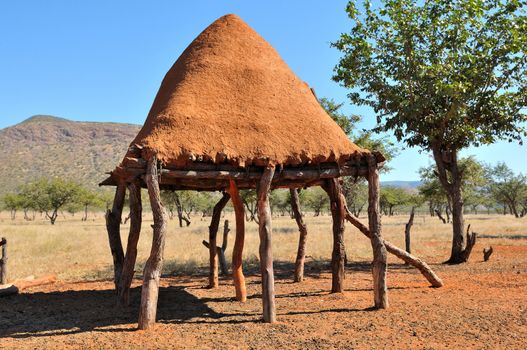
[381,180,422,190]
[0,115,141,195]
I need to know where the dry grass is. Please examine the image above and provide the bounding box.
[0,210,525,282]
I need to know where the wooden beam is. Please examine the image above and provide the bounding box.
[118,181,143,306]
[343,205,443,287]
[138,156,169,330]
[207,192,231,288]
[228,180,247,302]
[257,166,276,323]
[323,179,346,293]
[290,189,308,283]
[105,183,126,291]
[367,155,388,309]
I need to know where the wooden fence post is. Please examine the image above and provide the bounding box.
[0,238,7,284]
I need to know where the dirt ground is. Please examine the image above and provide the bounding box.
[1,244,526,350]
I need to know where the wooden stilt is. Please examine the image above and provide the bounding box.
[323,178,346,293]
[138,156,168,330]
[257,166,276,323]
[105,183,126,291]
[367,155,388,309]
[118,181,143,306]
[228,179,247,302]
[207,192,231,288]
[291,188,308,283]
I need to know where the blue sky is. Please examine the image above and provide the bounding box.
[0,1,525,180]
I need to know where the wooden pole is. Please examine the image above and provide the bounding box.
[367,155,388,309]
[208,192,231,288]
[0,238,7,285]
[138,156,168,330]
[105,183,126,291]
[290,188,308,283]
[219,220,230,275]
[228,179,247,302]
[257,166,276,323]
[118,181,143,306]
[405,207,415,256]
[343,206,443,287]
[323,179,346,293]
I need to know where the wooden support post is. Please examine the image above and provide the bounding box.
[323,179,346,293]
[290,188,308,283]
[228,180,247,302]
[257,166,276,323]
[105,183,126,291]
[118,181,143,306]
[208,192,231,288]
[138,156,168,330]
[367,155,388,309]
[0,238,7,285]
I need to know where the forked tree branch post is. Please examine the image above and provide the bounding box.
[138,156,169,330]
[105,183,126,291]
[118,181,143,306]
[228,179,247,302]
[323,179,346,293]
[367,155,388,309]
[257,166,276,323]
[207,192,231,288]
[290,188,308,283]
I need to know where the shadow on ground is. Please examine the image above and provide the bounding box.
[0,260,425,338]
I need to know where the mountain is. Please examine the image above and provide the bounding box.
[0,115,140,195]
[381,180,422,190]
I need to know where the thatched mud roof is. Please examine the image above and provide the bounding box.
[126,14,369,168]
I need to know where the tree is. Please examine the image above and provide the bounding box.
[303,187,329,216]
[419,157,487,222]
[486,162,527,217]
[78,188,102,221]
[19,178,83,224]
[333,0,527,263]
[380,186,411,216]
[2,193,23,220]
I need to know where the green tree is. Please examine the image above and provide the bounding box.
[486,162,527,217]
[303,187,329,216]
[2,193,23,220]
[333,0,527,263]
[19,178,83,224]
[380,186,411,216]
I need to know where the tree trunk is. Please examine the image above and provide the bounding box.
[105,184,126,290]
[257,166,276,323]
[228,180,247,302]
[290,188,308,283]
[447,177,465,264]
[138,156,168,330]
[207,192,230,288]
[118,182,142,306]
[83,204,88,221]
[367,155,388,308]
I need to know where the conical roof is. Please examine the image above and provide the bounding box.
[129,14,369,167]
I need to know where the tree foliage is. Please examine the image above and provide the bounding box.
[334,0,527,263]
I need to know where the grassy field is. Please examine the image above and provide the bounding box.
[0,210,525,282]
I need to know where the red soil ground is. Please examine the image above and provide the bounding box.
[1,245,526,349]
